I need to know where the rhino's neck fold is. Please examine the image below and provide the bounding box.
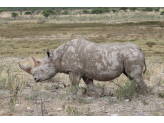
[52,43,68,73]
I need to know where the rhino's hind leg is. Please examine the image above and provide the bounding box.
[82,77,112,97]
[124,66,147,94]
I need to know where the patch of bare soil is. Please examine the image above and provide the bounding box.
[0,72,164,116]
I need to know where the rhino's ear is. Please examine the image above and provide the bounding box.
[46,49,53,59]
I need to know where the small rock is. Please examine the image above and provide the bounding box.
[27,107,30,110]
[15,104,19,107]
[57,108,62,111]
[107,113,111,115]
[45,98,51,102]
[125,99,129,102]
[105,111,108,113]
[111,114,119,116]
[102,106,105,109]
[27,83,34,87]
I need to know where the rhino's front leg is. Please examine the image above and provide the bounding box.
[68,72,82,99]
[83,77,112,97]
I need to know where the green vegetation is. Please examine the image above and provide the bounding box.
[119,7,128,11]
[160,11,164,15]
[142,7,154,11]
[82,9,90,14]
[129,7,137,11]
[0,9,3,13]
[25,11,31,15]
[91,7,110,14]
[11,12,18,20]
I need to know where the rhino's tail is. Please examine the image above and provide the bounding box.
[143,57,147,74]
[140,48,146,74]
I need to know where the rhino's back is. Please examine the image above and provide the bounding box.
[61,39,144,81]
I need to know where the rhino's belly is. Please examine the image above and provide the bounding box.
[84,66,123,81]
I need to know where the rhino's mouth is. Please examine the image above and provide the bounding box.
[35,79,41,82]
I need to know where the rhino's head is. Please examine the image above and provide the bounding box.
[19,49,57,82]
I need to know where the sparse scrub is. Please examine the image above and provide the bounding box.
[77,97,93,104]
[0,9,3,14]
[129,7,137,11]
[141,7,154,12]
[82,9,90,14]
[146,42,156,48]
[142,99,148,105]
[119,7,128,11]
[160,11,164,15]
[154,7,160,11]
[113,79,138,101]
[158,92,164,98]
[62,10,69,15]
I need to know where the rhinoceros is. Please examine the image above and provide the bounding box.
[19,39,147,96]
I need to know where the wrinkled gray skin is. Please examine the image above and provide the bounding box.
[19,39,147,96]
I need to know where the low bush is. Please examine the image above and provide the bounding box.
[82,9,90,14]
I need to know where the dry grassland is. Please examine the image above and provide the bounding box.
[0,10,164,116]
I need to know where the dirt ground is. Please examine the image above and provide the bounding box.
[0,57,164,116]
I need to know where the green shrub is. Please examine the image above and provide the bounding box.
[112,9,117,13]
[42,9,56,17]
[11,12,18,20]
[42,12,50,18]
[25,11,31,15]
[142,7,153,11]
[119,7,128,11]
[160,11,164,15]
[154,7,160,11]
[129,7,137,11]
[62,10,68,15]
[91,8,109,14]
[0,9,3,14]
[82,9,90,14]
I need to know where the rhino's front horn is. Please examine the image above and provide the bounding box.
[19,64,32,75]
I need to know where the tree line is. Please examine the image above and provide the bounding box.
[1,7,164,20]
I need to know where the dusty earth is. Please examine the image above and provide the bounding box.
[0,57,164,116]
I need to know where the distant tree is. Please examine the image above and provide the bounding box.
[160,10,164,15]
[0,9,3,14]
[43,12,50,18]
[91,8,110,14]
[11,12,18,20]
[25,11,31,15]
[141,7,153,11]
[82,9,90,14]
[112,9,117,13]
[56,9,61,14]
[91,9,103,14]
[62,10,68,15]
[129,7,137,11]
[36,10,41,15]
[119,7,128,11]
[154,7,160,11]
[31,9,36,14]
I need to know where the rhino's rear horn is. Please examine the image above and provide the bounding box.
[32,57,40,67]
[19,64,32,75]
